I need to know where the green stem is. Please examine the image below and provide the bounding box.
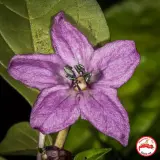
[54,127,70,149]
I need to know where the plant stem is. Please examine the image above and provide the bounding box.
[54,127,70,149]
[37,132,45,160]
[39,132,46,148]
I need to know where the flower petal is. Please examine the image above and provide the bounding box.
[8,54,67,90]
[51,12,94,67]
[80,88,130,146]
[90,40,140,88]
[30,85,80,134]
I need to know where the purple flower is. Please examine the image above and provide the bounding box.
[8,12,140,146]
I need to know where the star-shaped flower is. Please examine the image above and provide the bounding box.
[8,12,140,146]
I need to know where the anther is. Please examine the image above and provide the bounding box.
[74,76,87,91]
[64,64,91,91]
[64,65,76,80]
[74,64,85,74]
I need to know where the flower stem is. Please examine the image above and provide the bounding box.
[37,132,46,160]
[54,127,70,149]
[39,132,46,148]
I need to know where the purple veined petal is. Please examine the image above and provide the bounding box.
[80,87,130,146]
[8,54,68,90]
[30,85,80,134]
[51,12,94,67]
[90,40,140,88]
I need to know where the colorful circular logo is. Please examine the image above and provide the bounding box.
[136,136,157,157]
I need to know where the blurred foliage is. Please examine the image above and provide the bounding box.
[103,0,160,159]
[65,120,102,154]
[74,148,111,160]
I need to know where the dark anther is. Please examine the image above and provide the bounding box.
[64,64,92,86]
[44,146,72,160]
[64,65,76,80]
[74,64,85,74]
[83,72,92,83]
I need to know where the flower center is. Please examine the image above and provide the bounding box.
[64,64,91,91]
[73,76,87,91]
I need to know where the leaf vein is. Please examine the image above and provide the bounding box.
[16,139,32,148]
[0,31,16,55]
[18,128,38,144]
[2,3,28,19]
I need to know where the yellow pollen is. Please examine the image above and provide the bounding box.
[74,76,87,91]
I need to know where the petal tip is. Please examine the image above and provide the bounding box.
[118,40,136,49]
[122,141,129,147]
[124,40,136,49]
[7,55,19,77]
[116,131,129,147]
[37,126,50,135]
[30,117,48,134]
[54,11,65,23]
[135,51,141,65]
[123,40,141,66]
[120,127,130,147]
[127,40,135,45]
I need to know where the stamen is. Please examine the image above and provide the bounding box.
[74,76,87,91]
[83,72,92,83]
[64,65,76,80]
[74,64,85,74]
[64,64,91,91]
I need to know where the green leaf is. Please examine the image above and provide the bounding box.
[0,122,52,155]
[64,119,102,154]
[0,0,110,106]
[0,157,6,160]
[74,148,112,160]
